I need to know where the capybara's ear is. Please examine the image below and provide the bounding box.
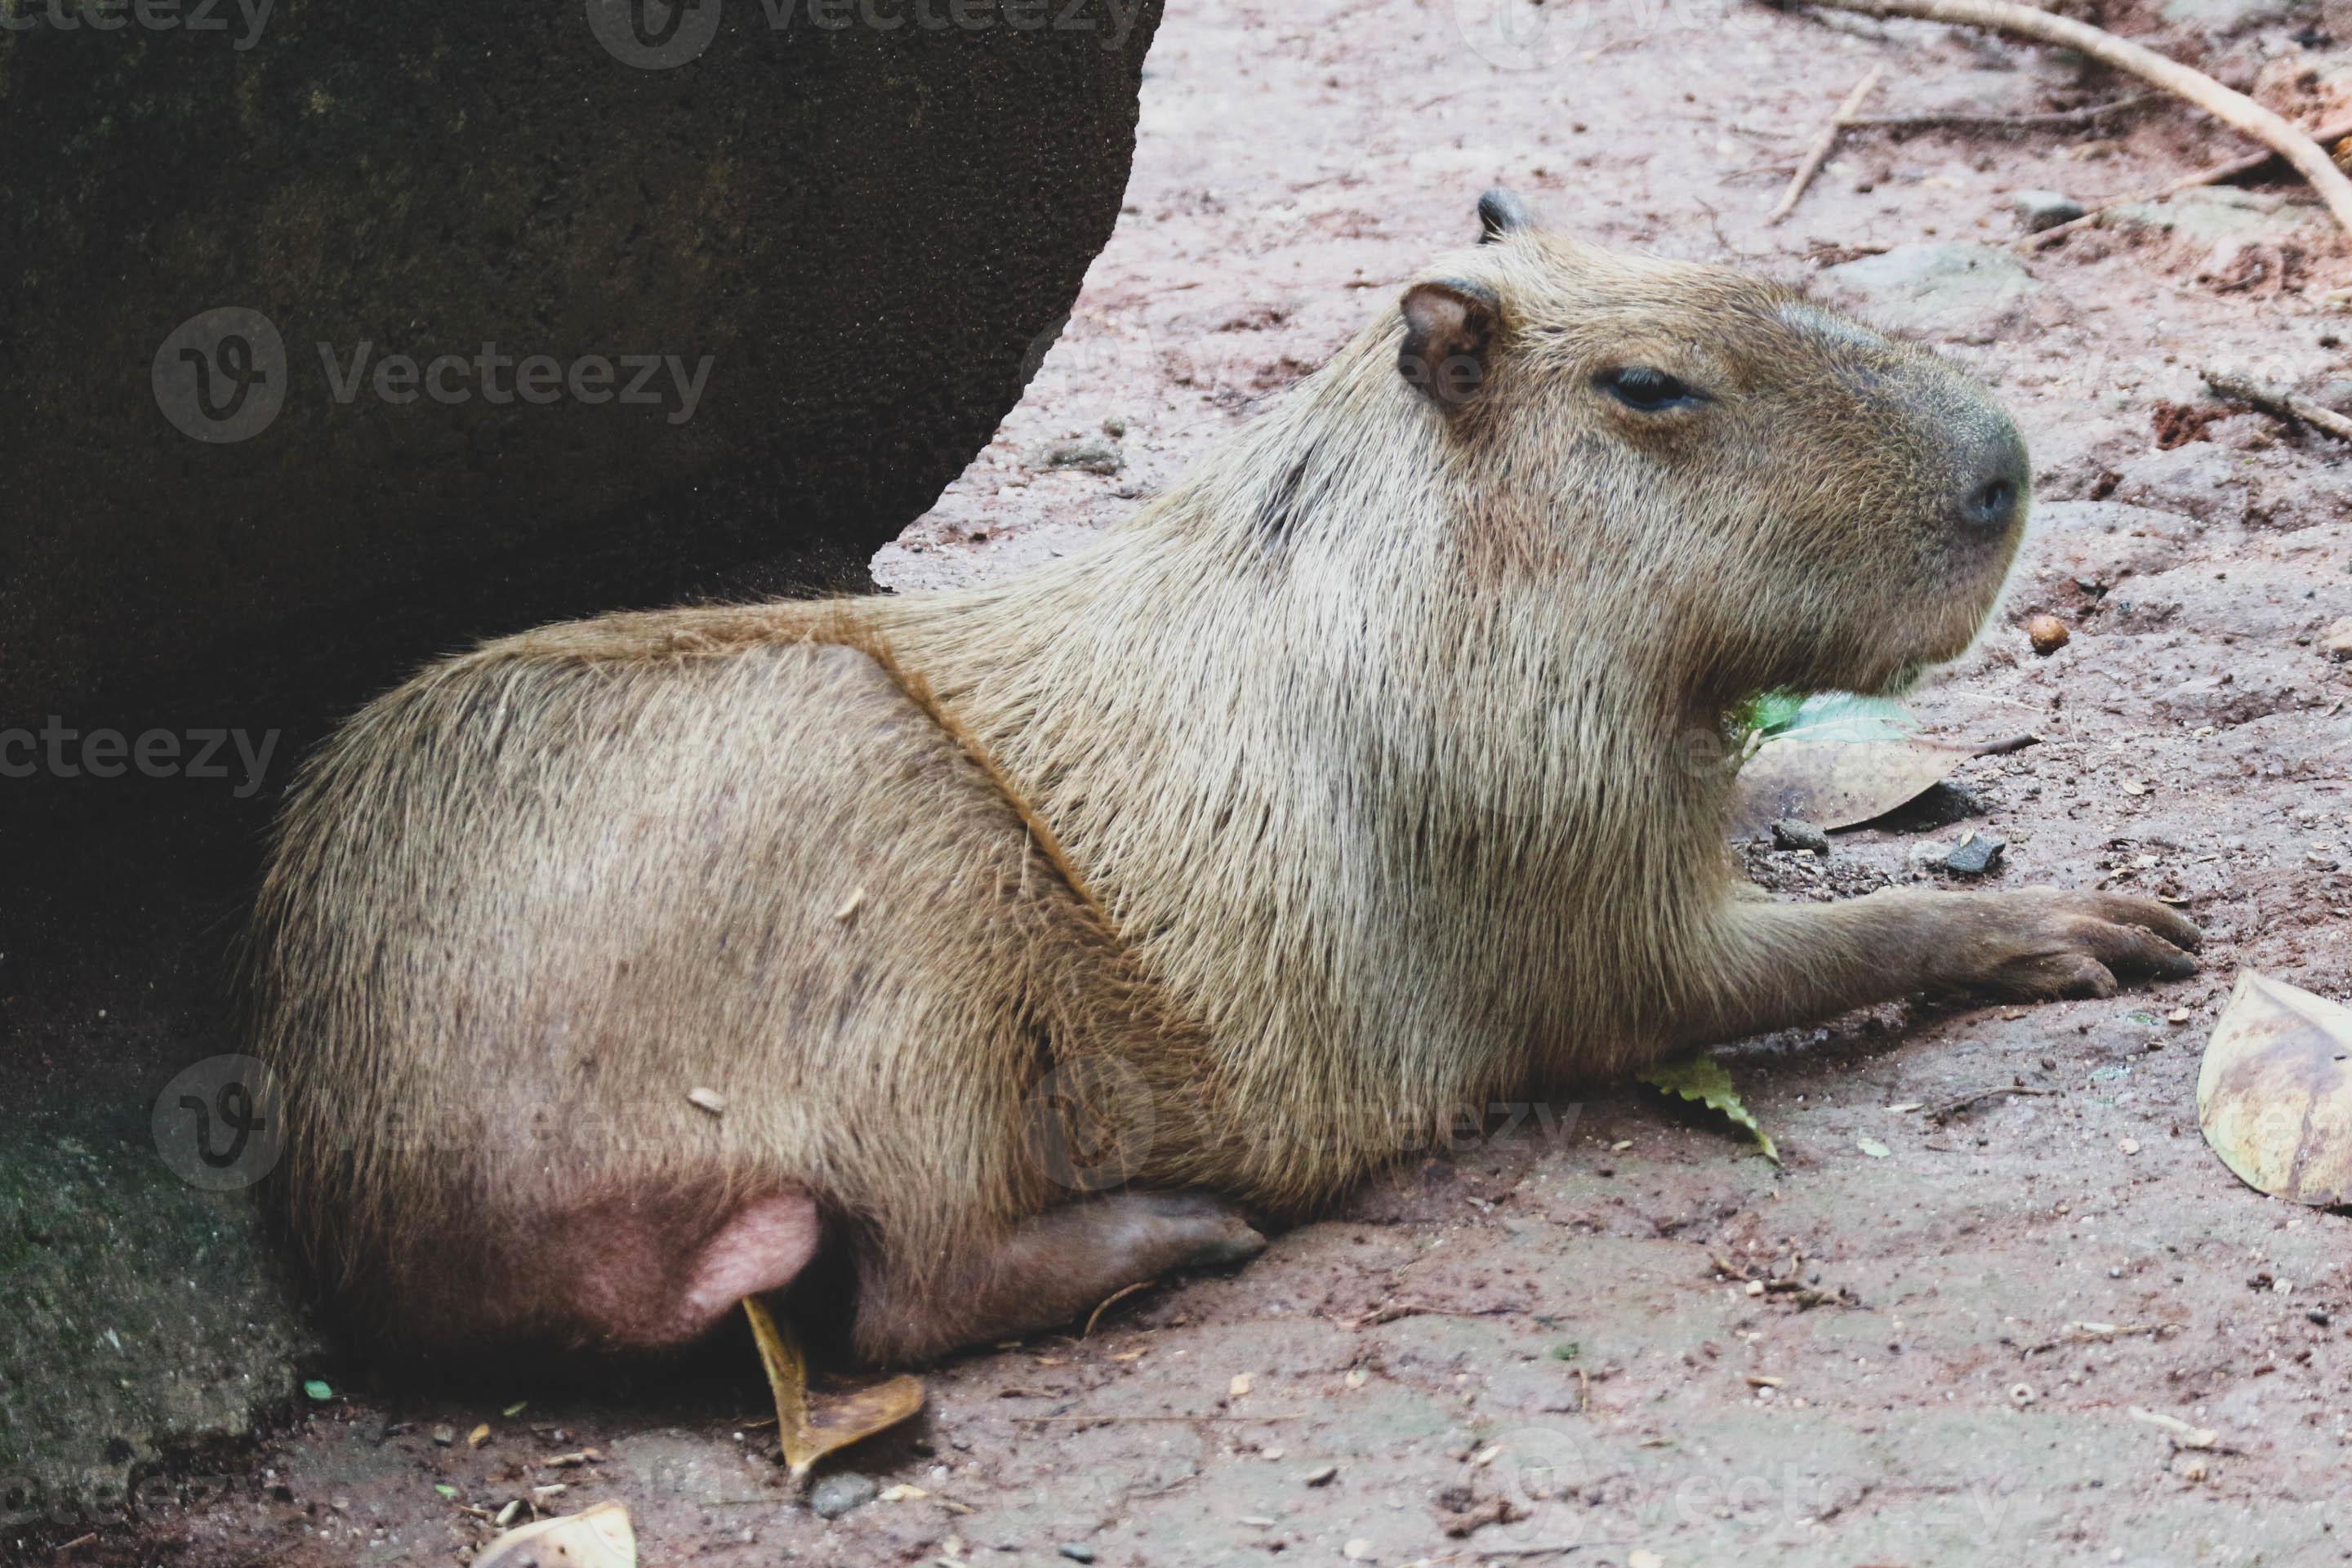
[1399,278,1501,410]
[1477,187,1537,243]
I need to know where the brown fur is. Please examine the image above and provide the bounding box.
[244,199,2198,1366]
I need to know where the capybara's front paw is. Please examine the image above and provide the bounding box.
[1948,889,2203,1000]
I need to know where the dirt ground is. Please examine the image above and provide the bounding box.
[61,0,2352,1562]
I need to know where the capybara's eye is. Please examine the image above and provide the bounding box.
[1597,366,1699,412]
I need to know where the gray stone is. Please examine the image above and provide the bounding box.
[1,2,1165,745]
[1772,819,1833,855]
[2010,190,2086,233]
[809,1472,881,1520]
[1818,244,2042,344]
[1037,436,1128,475]
[1944,833,2008,876]
[1059,1548,1099,1564]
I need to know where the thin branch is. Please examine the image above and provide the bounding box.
[2025,114,2352,250]
[1082,1279,1154,1338]
[1838,93,2150,132]
[1770,68,1885,225]
[1780,0,2352,242]
[1924,1083,2058,1122]
[2201,369,2352,443]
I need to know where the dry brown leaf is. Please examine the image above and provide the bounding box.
[744,1296,925,1486]
[2197,970,2352,1208]
[1731,737,1978,837]
[473,1501,636,1568]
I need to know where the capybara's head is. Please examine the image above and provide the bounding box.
[1395,189,2028,702]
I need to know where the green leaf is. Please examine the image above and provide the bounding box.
[302,1379,333,1401]
[1639,1056,1780,1164]
[434,1484,458,1499]
[1857,1137,1893,1159]
[1730,691,1918,773]
[1548,1342,1581,1362]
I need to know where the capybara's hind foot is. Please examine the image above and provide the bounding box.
[1120,1189,1270,1270]
[856,1189,1267,1361]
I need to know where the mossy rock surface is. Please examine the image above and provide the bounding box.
[0,1097,308,1530]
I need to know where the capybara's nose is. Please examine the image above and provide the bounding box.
[1953,420,2029,537]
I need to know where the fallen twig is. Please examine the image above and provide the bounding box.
[2026,114,2352,250]
[1779,0,2352,242]
[1334,1299,1526,1330]
[2201,369,2352,443]
[1708,1254,1863,1308]
[1770,68,1884,224]
[1082,1279,1155,1338]
[2020,1321,2177,1354]
[1923,1083,2058,1122]
[1838,94,2150,133]
[2127,1405,2229,1451]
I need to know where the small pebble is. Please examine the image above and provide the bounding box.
[2319,617,2352,662]
[2010,189,2086,233]
[1945,833,2007,877]
[1058,1547,1097,1565]
[2025,612,2070,655]
[810,1472,880,1520]
[1771,818,1830,855]
[1303,1463,1339,1487]
[1036,436,1125,475]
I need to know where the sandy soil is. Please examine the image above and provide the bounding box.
[69,0,2352,1563]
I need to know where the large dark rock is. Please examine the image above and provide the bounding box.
[0,0,1162,736]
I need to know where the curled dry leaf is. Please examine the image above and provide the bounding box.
[2197,971,2352,1209]
[1733,737,1980,838]
[744,1296,925,1487]
[473,1502,636,1568]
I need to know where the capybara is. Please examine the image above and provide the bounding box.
[245,189,2198,1365]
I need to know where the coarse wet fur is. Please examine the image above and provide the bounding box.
[244,192,2200,1368]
